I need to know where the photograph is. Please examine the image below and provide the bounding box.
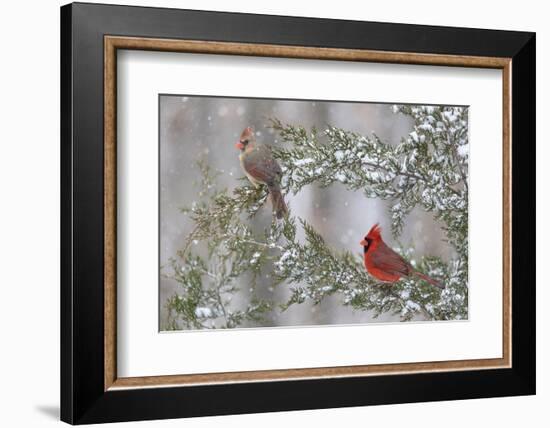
[55,2,536,424]
[159,95,469,331]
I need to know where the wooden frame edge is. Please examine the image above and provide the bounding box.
[502,61,513,370]
[104,36,117,390]
[105,35,511,67]
[110,357,508,390]
[103,35,512,391]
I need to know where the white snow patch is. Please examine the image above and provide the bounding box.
[400,290,411,300]
[293,158,314,166]
[250,252,262,264]
[457,144,469,158]
[406,301,421,311]
[194,307,213,318]
[335,172,347,182]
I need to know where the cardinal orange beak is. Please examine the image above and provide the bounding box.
[360,239,367,246]
[235,141,244,150]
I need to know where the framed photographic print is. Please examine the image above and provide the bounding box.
[60,2,535,424]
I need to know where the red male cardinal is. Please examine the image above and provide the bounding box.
[235,127,288,219]
[360,224,445,289]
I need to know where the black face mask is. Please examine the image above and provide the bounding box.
[363,237,372,252]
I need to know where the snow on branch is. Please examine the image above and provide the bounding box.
[271,104,468,241]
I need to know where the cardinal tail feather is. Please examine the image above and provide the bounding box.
[414,271,445,290]
[269,187,288,219]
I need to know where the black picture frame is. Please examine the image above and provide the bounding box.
[61,2,535,424]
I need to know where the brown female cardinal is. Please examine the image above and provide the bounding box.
[360,224,445,289]
[235,127,288,219]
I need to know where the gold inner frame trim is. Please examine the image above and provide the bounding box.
[104,35,512,391]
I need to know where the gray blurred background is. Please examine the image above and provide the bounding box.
[159,95,454,330]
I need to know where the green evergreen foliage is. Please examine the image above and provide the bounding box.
[164,105,469,330]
